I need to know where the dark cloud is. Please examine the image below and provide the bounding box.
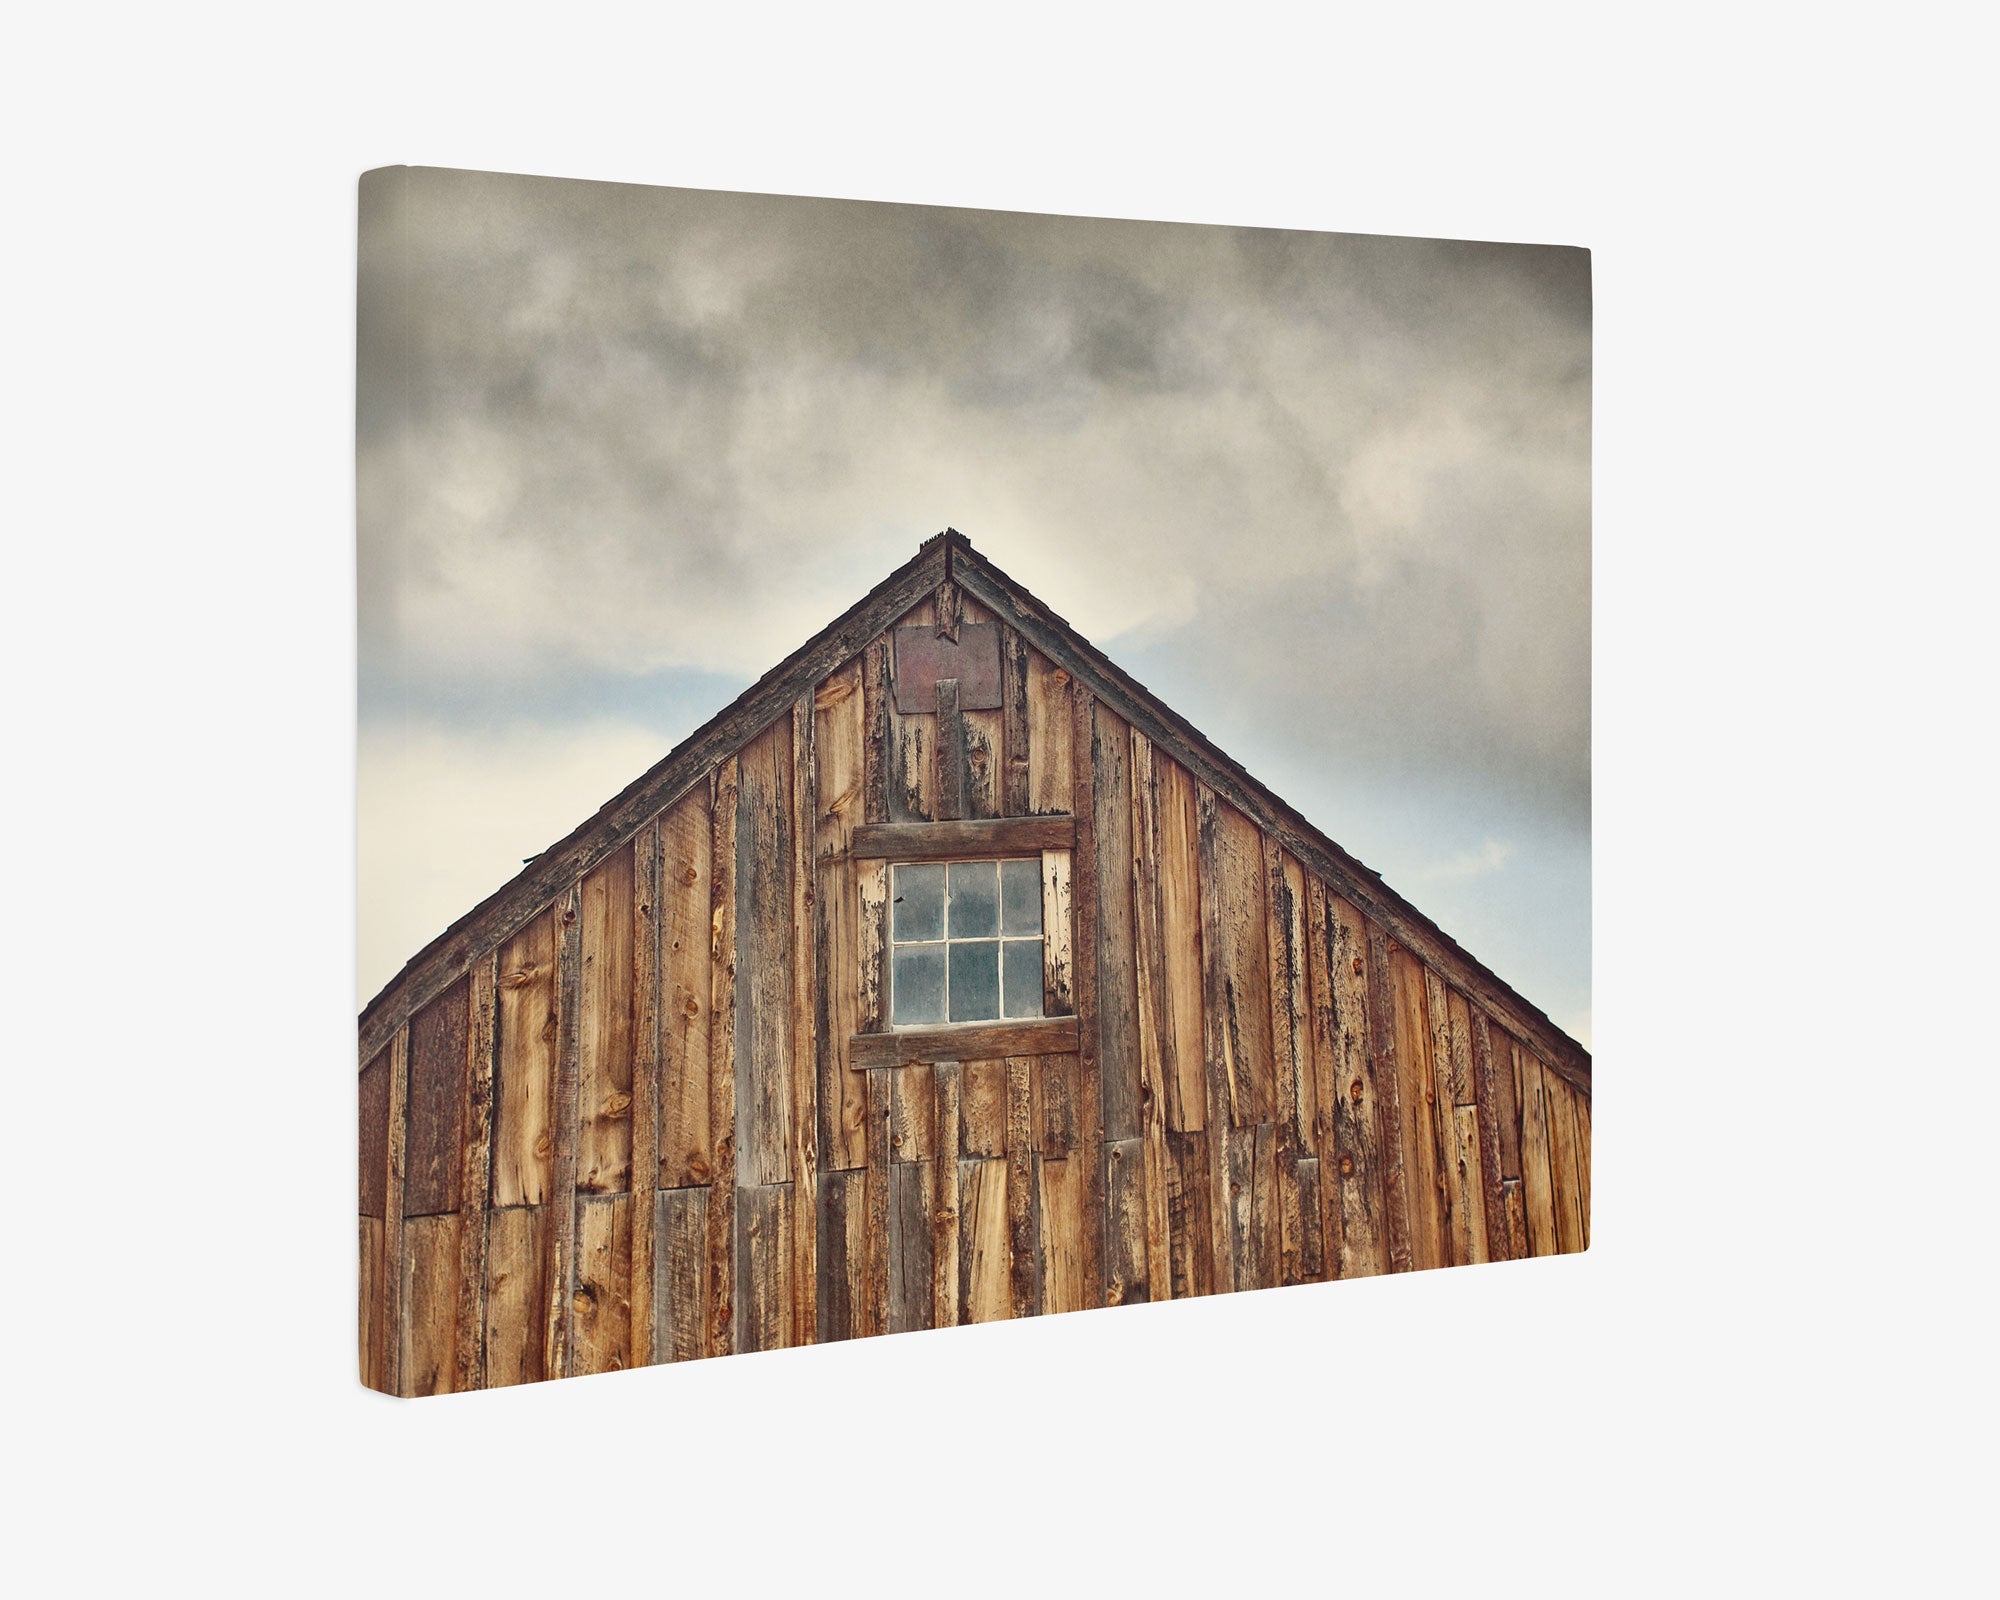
[359,164,1589,827]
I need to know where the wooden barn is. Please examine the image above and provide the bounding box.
[358,531,1592,1396]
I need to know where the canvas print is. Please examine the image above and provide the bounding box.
[358,168,1591,1396]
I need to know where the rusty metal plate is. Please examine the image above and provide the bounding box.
[892,622,1003,713]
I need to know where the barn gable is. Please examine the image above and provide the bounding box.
[359,530,1591,1396]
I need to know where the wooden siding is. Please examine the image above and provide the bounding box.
[361,582,1590,1395]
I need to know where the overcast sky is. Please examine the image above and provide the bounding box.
[358,167,1590,1044]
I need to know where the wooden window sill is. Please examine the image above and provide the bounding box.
[847,1015,1079,1069]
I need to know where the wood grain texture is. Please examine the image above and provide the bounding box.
[847,1016,1079,1070]
[1196,786,1243,1293]
[574,1193,633,1376]
[1363,924,1414,1274]
[704,760,739,1360]
[1470,1010,1513,1263]
[543,883,583,1382]
[359,1217,387,1389]
[1200,792,1275,1129]
[1025,646,1074,817]
[1391,951,1447,1271]
[401,1213,460,1398]
[483,1205,547,1387]
[932,1062,963,1330]
[404,978,469,1217]
[1006,1057,1041,1319]
[494,910,558,1206]
[629,820,661,1365]
[1067,686,1107,1313]
[889,1160,936,1334]
[850,816,1075,859]
[1545,1068,1588,1255]
[890,596,936,824]
[891,1061,936,1162]
[814,1169,865,1343]
[1041,848,1074,1018]
[815,660,869,1175]
[1325,889,1392,1277]
[733,1183,793,1353]
[935,676,967,822]
[656,1187,708,1362]
[960,1058,1005,1158]
[960,1157,1010,1323]
[1001,625,1032,818]
[1126,730,1174,1301]
[659,784,714,1189]
[1165,1129,1214,1300]
[1265,840,1317,1157]
[1156,755,1207,1135]
[789,693,818,1348]
[1518,1044,1559,1257]
[360,1051,389,1218]
[578,843,635,1195]
[1089,699,1142,1143]
[380,1029,408,1395]
[454,954,497,1393]
[735,718,794,1190]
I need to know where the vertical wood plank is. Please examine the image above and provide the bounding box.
[359,1051,389,1217]
[656,1187,709,1362]
[1165,1130,1214,1299]
[1035,1156,1084,1314]
[1006,1057,1040,1319]
[1422,968,1463,1265]
[789,693,819,1347]
[1440,985,1481,1267]
[494,911,558,1206]
[704,761,739,1359]
[815,660,869,1175]
[1389,951,1446,1271]
[1545,1070,1588,1255]
[1104,1136,1149,1304]
[862,1067,892,1339]
[483,1205,548,1388]
[1265,842,1317,1156]
[813,1170,865,1344]
[1451,1104,1491,1266]
[1025,648,1074,816]
[1041,848,1074,1017]
[1470,1010,1514,1263]
[960,1059,1006,1158]
[1001,625,1032,818]
[961,1157,1011,1323]
[579,843,636,1196]
[889,1162,936,1334]
[734,719,793,1189]
[935,676,967,822]
[401,1213,460,1397]
[1282,1154,1325,1285]
[1034,1051,1079,1156]
[1518,1045,1559,1257]
[359,1218,386,1390]
[454,954,497,1392]
[733,1183,793,1353]
[1572,1090,1592,1248]
[932,1062,964,1330]
[383,1028,408,1394]
[629,821,661,1366]
[574,1193,633,1376]
[1200,793,1276,1129]
[890,598,936,824]
[1363,922,1414,1274]
[544,882,583,1381]
[1196,786,1242,1292]
[1069,686,1107,1312]
[660,785,715,1189]
[1091,699,1141,1143]
[891,1063,937,1163]
[404,979,469,1216]
[1157,755,1207,1135]
[1128,729,1177,1301]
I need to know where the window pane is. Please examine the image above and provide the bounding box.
[894,862,945,943]
[1000,859,1042,936]
[948,860,1000,938]
[1002,938,1044,1018]
[892,944,947,1025]
[948,940,1000,1022]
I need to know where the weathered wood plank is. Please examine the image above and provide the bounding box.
[1422,968,1463,1266]
[813,1169,866,1344]
[863,635,891,827]
[1390,950,1447,1271]
[935,676,967,822]
[961,1157,1011,1323]
[483,1205,547,1388]
[574,1193,633,1376]
[1128,728,1178,1300]
[1165,1130,1214,1300]
[1265,841,1317,1156]
[815,660,869,1176]
[402,1212,461,1397]
[1068,687,1107,1311]
[932,1062,963,1330]
[891,597,936,824]
[1104,1136,1149,1305]
[1321,886,1391,1277]
[1492,1019,1524,1181]
[629,820,661,1366]
[787,685,822,1356]
[891,1061,936,1163]
[660,784,714,1189]
[848,1016,1080,1070]
[1001,625,1032,818]
[454,954,497,1392]
[404,978,469,1216]
[961,1058,1007,1158]
[1518,1044,1559,1257]
[1545,1068,1588,1255]
[495,910,558,1206]
[1470,1010,1513,1263]
[1451,1104,1491,1267]
[704,760,739,1359]
[1006,1057,1040,1319]
[734,718,793,1190]
[1502,1178,1530,1260]
[1041,848,1074,1018]
[1200,792,1276,1129]
[359,539,949,1068]
[360,1050,389,1218]
[851,816,1076,860]
[1025,646,1073,816]
[1439,983,1479,1267]
[656,1187,708,1363]
[1572,1088,1592,1248]
[1036,1156,1086,1314]
[1091,699,1142,1143]
[888,1161,936,1334]
[861,1066,891,1339]
[578,843,635,1196]
[382,1029,408,1394]
[1303,877,1344,1275]
[1157,755,1207,1135]
[1281,1154,1325,1286]
[543,882,583,1381]
[1196,786,1243,1293]
[965,705,1002,821]
[733,1182,793,1353]
[1247,1122,1280,1292]
[1362,920,1413,1274]
[1034,1051,1078,1157]
[359,1217,387,1390]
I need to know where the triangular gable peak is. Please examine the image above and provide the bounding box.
[359,531,1587,1096]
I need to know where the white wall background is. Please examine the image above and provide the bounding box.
[7,4,1991,1592]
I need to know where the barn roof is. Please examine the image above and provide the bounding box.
[360,531,1590,1093]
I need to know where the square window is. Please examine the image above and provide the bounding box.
[889,857,1047,1027]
